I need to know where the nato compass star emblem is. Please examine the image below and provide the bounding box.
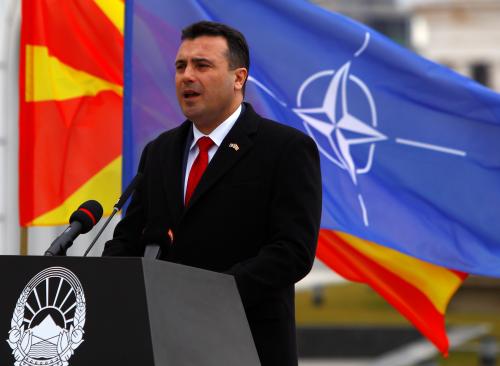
[292,33,387,225]
[292,62,386,185]
[248,32,467,227]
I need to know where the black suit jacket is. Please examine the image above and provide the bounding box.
[103,103,322,365]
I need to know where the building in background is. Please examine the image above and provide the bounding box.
[410,0,500,91]
[312,0,500,93]
[311,0,411,46]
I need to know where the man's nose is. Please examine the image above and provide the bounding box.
[181,64,196,82]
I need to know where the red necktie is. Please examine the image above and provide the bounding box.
[185,136,214,205]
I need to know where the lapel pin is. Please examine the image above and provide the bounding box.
[229,143,240,151]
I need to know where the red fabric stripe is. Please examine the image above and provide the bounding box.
[22,0,123,85]
[79,207,96,225]
[317,229,450,355]
[19,91,122,225]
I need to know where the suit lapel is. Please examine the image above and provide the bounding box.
[185,103,259,211]
[162,120,191,223]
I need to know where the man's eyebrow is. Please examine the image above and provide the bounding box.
[175,57,214,68]
[191,57,213,64]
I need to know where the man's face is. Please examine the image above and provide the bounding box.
[175,36,246,133]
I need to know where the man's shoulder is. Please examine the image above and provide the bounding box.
[259,117,306,139]
[244,103,311,143]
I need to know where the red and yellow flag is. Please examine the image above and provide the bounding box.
[19,0,125,226]
[318,229,467,355]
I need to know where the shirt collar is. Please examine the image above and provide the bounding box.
[190,104,242,150]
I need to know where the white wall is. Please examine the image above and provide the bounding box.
[0,0,20,255]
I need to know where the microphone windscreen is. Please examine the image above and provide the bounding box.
[70,200,104,233]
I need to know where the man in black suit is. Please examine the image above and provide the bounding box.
[103,21,322,366]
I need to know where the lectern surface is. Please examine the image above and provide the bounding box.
[0,256,260,366]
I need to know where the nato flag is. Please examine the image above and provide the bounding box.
[124,0,500,276]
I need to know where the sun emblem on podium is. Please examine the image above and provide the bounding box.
[7,267,86,366]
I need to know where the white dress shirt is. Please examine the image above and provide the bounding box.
[183,105,242,199]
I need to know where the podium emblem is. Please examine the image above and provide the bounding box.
[6,267,86,366]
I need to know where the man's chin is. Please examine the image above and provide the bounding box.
[181,106,202,121]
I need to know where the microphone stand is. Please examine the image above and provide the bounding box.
[82,173,143,257]
[83,207,118,257]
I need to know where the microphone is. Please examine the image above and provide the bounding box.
[143,244,162,259]
[45,200,103,256]
[83,173,143,257]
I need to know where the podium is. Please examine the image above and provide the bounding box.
[0,256,260,365]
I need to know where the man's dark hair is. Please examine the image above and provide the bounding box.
[181,21,250,92]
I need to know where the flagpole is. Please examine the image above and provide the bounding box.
[20,226,28,255]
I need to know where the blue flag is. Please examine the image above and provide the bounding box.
[124,0,500,276]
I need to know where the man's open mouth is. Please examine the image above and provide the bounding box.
[184,91,200,99]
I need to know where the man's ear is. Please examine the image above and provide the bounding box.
[234,67,248,91]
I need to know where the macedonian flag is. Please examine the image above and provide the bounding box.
[19,0,124,226]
